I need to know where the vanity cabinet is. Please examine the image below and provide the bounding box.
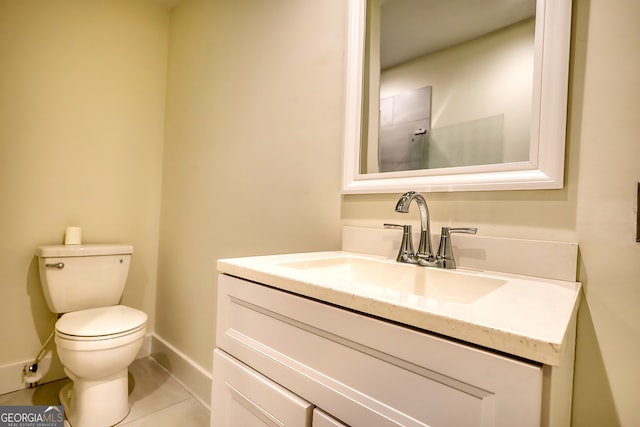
[211,274,549,427]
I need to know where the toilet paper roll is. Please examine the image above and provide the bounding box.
[64,226,82,245]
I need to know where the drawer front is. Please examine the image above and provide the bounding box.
[313,409,349,427]
[216,274,543,427]
[211,349,313,427]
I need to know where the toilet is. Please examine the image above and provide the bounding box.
[36,244,147,427]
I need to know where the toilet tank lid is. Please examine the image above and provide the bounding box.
[36,244,133,257]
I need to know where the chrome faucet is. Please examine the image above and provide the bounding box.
[393,191,434,262]
[386,191,477,269]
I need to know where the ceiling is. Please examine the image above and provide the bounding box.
[380,0,536,69]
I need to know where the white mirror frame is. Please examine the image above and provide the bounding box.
[342,0,572,194]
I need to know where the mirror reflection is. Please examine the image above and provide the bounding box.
[361,0,536,175]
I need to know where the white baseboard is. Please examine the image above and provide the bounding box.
[149,334,212,410]
[137,333,153,359]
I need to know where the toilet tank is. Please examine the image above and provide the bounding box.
[35,244,134,314]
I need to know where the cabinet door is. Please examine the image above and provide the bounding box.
[211,349,313,427]
[313,409,348,427]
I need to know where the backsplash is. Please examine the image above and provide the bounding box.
[341,226,579,282]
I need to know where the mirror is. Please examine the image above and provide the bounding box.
[342,0,572,193]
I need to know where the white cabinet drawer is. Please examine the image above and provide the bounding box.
[211,349,313,427]
[216,274,543,426]
[313,409,348,427]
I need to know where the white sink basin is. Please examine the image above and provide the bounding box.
[279,256,506,304]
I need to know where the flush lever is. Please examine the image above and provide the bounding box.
[45,262,64,269]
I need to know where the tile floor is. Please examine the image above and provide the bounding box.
[0,357,210,427]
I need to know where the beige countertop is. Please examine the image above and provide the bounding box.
[217,250,581,366]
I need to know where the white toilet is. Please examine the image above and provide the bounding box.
[36,244,147,427]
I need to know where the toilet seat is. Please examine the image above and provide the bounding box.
[56,323,146,342]
[56,305,147,340]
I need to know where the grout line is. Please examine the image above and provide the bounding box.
[119,397,204,426]
[148,353,211,410]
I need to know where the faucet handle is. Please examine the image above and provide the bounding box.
[442,227,478,236]
[437,226,477,269]
[384,223,405,229]
[384,223,415,263]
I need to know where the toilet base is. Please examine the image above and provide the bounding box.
[59,368,130,427]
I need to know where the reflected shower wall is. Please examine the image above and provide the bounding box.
[378,85,504,172]
[423,115,504,169]
[379,86,431,172]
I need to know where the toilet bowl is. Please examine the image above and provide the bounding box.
[55,305,147,427]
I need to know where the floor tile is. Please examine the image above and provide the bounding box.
[123,357,192,423]
[0,357,210,427]
[120,398,210,427]
[0,377,69,406]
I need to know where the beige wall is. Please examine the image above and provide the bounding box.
[0,0,168,366]
[156,0,345,370]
